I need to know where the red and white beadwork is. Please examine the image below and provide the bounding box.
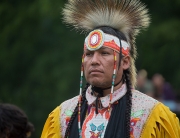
[86,30,104,51]
[84,29,130,56]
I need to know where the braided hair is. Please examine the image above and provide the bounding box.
[124,69,132,138]
[64,83,90,138]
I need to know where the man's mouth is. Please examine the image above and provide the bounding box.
[89,69,103,74]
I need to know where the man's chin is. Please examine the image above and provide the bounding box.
[88,80,109,88]
[89,80,102,87]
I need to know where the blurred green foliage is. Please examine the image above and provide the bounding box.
[0,0,180,137]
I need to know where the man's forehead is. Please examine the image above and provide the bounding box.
[84,46,113,52]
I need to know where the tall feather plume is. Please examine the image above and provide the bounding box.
[62,0,150,87]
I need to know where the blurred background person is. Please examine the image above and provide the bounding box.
[136,69,155,98]
[0,103,34,138]
[152,73,177,111]
[152,73,176,101]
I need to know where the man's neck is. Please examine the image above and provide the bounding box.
[102,82,123,96]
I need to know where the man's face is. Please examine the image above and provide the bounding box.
[83,46,124,88]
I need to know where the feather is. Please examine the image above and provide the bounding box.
[62,0,150,41]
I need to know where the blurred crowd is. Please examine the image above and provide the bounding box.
[136,69,180,113]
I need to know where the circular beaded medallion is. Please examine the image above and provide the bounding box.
[87,30,104,51]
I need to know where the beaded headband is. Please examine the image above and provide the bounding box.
[84,29,130,55]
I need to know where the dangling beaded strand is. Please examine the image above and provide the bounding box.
[78,95,82,137]
[78,54,84,138]
[108,51,117,112]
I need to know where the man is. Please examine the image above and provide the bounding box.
[41,0,180,138]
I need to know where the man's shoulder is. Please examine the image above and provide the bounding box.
[132,90,159,110]
[132,90,157,102]
[60,95,79,114]
[61,95,79,106]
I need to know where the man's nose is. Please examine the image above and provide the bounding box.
[91,52,100,65]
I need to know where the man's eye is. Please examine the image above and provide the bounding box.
[85,53,92,56]
[102,52,109,55]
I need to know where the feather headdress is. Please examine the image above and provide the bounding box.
[62,0,150,87]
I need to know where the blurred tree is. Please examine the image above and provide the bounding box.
[0,0,180,137]
[136,0,180,91]
[0,0,84,137]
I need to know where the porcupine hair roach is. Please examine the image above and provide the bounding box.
[62,0,150,88]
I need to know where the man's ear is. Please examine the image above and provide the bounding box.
[122,55,130,70]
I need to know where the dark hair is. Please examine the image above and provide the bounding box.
[96,26,127,41]
[0,103,34,138]
[64,26,132,138]
[123,69,132,138]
